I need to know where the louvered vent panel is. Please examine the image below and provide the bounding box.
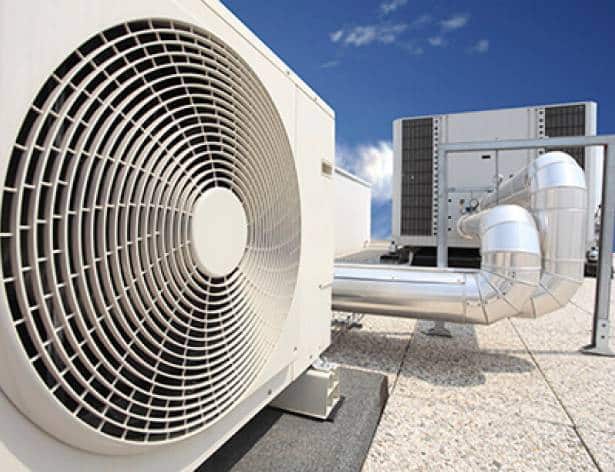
[544,104,586,168]
[400,118,434,236]
[0,19,301,445]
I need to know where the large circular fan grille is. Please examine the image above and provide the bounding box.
[0,19,301,445]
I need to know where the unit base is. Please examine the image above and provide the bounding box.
[202,367,388,472]
[270,359,341,420]
[581,343,615,357]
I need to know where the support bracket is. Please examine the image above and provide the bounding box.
[582,319,615,357]
[270,358,341,420]
[332,313,364,330]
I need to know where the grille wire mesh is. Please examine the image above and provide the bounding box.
[0,19,301,445]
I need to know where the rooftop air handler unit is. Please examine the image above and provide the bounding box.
[391,102,603,268]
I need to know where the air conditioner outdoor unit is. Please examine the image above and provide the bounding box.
[0,0,335,469]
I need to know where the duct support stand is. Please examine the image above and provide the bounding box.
[424,320,452,338]
[332,313,364,330]
[582,341,615,358]
[582,142,615,357]
[269,358,341,420]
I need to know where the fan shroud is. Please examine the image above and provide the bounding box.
[0,18,301,449]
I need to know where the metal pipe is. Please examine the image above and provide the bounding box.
[480,152,588,317]
[332,205,542,325]
[442,135,615,152]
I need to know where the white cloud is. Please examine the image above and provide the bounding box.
[428,36,446,47]
[376,24,408,44]
[468,39,490,54]
[320,60,340,69]
[337,142,393,202]
[343,26,377,46]
[440,14,470,32]
[411,14,432,29]
[401,42,424,55]
[330,29,344,43]
[335,23,408,47]
[380,0,408,16]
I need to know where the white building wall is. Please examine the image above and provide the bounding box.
[334,168,371,257]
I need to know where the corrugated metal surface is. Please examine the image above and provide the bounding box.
[401,118,433,236]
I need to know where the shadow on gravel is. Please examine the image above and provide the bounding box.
[326,319,535,388]
[403,320,535,387]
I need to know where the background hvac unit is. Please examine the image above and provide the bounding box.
[392,102,603,256]
[334,167,372,258]
[0,0,335,469]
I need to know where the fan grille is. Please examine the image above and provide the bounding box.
[0,19,300,445]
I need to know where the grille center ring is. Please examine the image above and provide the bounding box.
[191,188,248,277]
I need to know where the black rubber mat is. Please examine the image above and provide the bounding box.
[199,367,388,472]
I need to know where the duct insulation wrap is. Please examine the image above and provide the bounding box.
[332,205,541,324]
[480,152,588,317]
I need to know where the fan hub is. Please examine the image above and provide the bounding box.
[192,188,248,277]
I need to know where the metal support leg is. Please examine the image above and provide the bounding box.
[424,320,452,338]
[583,145,615,357]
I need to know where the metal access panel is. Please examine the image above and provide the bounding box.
[392,101,602,253]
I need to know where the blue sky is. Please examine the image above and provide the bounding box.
[224,0,615,239]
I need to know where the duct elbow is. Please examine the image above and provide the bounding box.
[520,265,585,318]
[480,152,588,319]
[464,270,541,325]
[520,276,584,318]
[525,153,588,317]
[459,205,542,324]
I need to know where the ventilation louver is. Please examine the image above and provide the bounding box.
[0,18,301,448]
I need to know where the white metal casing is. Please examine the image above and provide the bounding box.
[334,167,372,258]
[392,102,603,252]
[0,0,335,469]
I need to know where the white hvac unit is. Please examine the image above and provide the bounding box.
[0,0,335,469]
[392,102,603,262]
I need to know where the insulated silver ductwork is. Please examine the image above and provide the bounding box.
[332,205,542,324]
[332,151,588,325]
[480,151,588,317]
